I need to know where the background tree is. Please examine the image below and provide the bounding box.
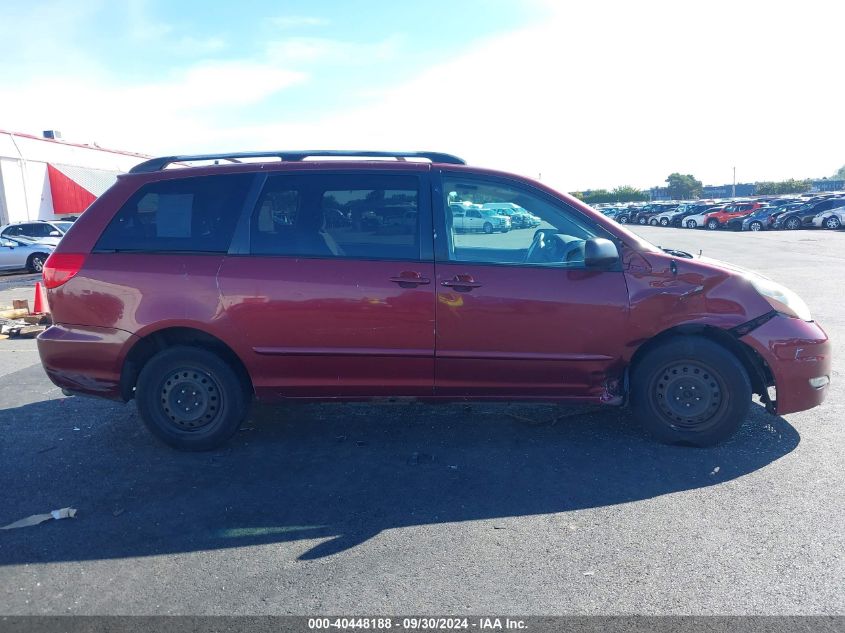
[754,179,812,195]
[571,187,648,204]
[834,164,845,180]
[612,185,649,202]
[665,173,703,199]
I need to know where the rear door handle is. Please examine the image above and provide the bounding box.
[441,276,482,292]
[389,272,431,288]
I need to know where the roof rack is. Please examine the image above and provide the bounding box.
[129,150,466,173]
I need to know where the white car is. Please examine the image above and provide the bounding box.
[811,205,845,229]
[0,219,73,246]
[651,209,681,226]
[682,211,711,229]
[450,204,511,233]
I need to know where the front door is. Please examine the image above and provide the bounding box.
[433,172,630,400]
[218,171,435,400]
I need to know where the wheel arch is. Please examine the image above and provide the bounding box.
[119,326,254,401]
[628,323,774,404]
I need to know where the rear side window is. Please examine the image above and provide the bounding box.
[96,174,253,253]
[250,174,421,261]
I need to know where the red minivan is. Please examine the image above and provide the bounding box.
[37,151,831,450]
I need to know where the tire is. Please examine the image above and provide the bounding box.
[686,220,697,229]
[659,218,669,226]
[27,253,49,273]
[500,227,510,233]
[649,218,659,226]
[637,216,647,225]
[135,346,249,451]
[630,336,751,446]
[824,216,841,230]
[784,217,801,230]
[706,219,720,230]
[483,222,494,234]
[749,221,763,232]
[617,215,629,224]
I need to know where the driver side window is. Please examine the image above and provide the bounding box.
[442,175,598,267]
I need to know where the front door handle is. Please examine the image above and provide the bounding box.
[389,272,431,288]
[441,275,482,292]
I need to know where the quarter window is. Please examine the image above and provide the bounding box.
[96,174,253,253]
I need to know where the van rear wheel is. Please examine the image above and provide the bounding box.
[630,336,751,446]
[136,346,248,451]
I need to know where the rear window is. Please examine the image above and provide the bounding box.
[95,174,253,253]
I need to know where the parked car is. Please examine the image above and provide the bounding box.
[482,202,539,228]
[702,202,764,230]
[610,206,634,224]
[773,198,845,230]
[811,202,845,229]
[0,236,54,273]
[650,204,711,228]
[731,207,780,232]
[684,206,725,229]
[451,205,511,233]
[37,150,831,451]
[633,203,678,225]
[0,219,74,246]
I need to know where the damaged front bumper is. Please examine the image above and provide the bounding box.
[739,315,831,416]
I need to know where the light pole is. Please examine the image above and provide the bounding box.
[732,166,736,198]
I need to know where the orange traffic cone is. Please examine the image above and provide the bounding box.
[33,281,49,314]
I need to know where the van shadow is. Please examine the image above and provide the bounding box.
[0,396,799,564]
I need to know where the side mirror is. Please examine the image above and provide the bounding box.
[584,238,619,268]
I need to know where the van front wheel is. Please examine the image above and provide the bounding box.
[630,336,751,446]
[136,346,248,451]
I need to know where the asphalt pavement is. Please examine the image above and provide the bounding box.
[0,226,842,615]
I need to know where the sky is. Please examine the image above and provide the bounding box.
[0,0,843,192]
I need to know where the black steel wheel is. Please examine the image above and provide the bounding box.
[136,346,249,450]
[651,360,726,432]
[630,336,751,446]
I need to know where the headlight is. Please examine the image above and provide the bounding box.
[745,272,812,321]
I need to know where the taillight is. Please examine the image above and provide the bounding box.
[43,253,87,289]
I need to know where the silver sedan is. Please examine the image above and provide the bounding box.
[0,237,54,273]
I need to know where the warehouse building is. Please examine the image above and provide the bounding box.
[0,129,147,225]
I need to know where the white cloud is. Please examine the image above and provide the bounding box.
[171,35,227,55]
[202,0,845,191]
[265,36,401,64]
[270,16,329,28]
[4,0,843,192]
[0,61,306,152]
